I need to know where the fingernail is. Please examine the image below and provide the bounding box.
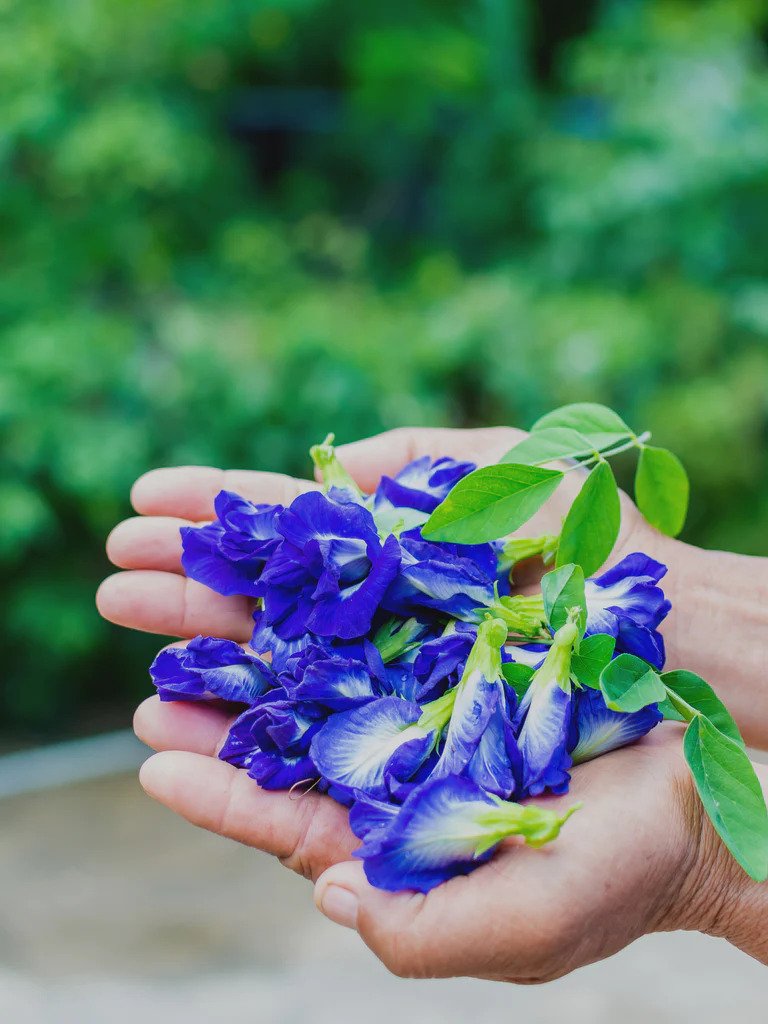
[318,884,359,929]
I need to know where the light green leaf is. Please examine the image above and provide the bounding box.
[570,633,616,689]
[556,461,620,577]
[499,427,596,466]
[661,670,745,746]
[634,445,689,537]
[684,716,768,882]
[532,403,633,450]
[541,563,586,635]
[599,653,666,712]
[422,464,563,544]
[502,661,535,701]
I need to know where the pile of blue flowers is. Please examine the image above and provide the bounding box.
[150,431,677,892]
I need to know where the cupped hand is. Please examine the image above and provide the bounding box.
[99,425,765,979]
[135,700,743,981]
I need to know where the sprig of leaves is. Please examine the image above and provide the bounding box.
[593,660,768,881]
[422,404,690,572]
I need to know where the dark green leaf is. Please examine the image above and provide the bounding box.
[599,653,666,712]
[634,445,689,537]
[571,633,616,689]
[499,427,596,466]
[422,464,563,544]
[502,662,535,700]
[532,403,633,450]
[684,716,768,882]
[556,461,620,577]
[661,670,744,746]
[541,563,586,635]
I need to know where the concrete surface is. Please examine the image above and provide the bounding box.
[1,771,767,1024]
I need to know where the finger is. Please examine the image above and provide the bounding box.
[133,696,235,755]
[107,516,188,573]
[96,571,254,640]
[334,426,524,492]
[131,466,316,519]
[139,750,355,879]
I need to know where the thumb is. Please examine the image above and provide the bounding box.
[313,858,524,980]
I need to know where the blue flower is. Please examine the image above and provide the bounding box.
[150,637,276,704]
[514,618,580,797]
[411,625,476,702]
[218,687,327,789]
[383,535,496,621]
[349,795,400,843]
[251,609,317,673]
[570,687,662,764]
[284,649,384,710]
[180,491,281,597]
[374,455,475,515]
[310,696,436,801]
[585,553,671,668]
[258,491,401,641]
[356,776,576,893]
[429,619,521,799]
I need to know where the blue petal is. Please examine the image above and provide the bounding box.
[373,455,475,515]
[288,656,382,709]
[181,523,263,598]
[356,776,498,893]
[150,637,276,704]
[503,643,549,670]
[515,681,574,797]
[615,619,666,669]
[310,696,434,800]
[464,696,522,799]
[585,552,671,631]
[570,688,662,764]
[413,627,475,701]
[349,795,400,842]
[248,751,317,790]
[385,551,494,621]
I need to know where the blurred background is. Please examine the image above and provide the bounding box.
[2,0,768,1019]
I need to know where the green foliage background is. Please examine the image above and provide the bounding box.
[3,0,768,740]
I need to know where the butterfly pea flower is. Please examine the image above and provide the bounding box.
[585,553,671,669]
[219,687,327,789]
[258,491,401,642]
[310,695,439,802]
[374,455,476,516]
[349,794,400,843]
[180,491,282,598]
[383,535,497,621]
[570,687,662,765]
[411,623,476,702]
[514,615,580,797]
[150,636,276,704]
[356,775,578,893]
[429,618,522,799]
[284,650,384,710]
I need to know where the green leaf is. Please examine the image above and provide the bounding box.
[422,464,563,544]
[556,461,620,577]
[634,445,689,537]
[502,661,535,700]
[684,716,768,882]
[499,427,596,466]
[532,403,633,450]
[599,653,666,712]
[661,670,745,747]
[570,633,616,689]
[541,563,586,635]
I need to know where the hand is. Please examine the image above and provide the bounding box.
[97,425,768,978]
[133,699,768,979]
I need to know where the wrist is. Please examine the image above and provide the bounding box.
[673,761,768,963]
[656,534,768,750]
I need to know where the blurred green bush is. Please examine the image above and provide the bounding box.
[2,0,768,738]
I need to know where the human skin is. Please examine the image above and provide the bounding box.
[96,426,768,978]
